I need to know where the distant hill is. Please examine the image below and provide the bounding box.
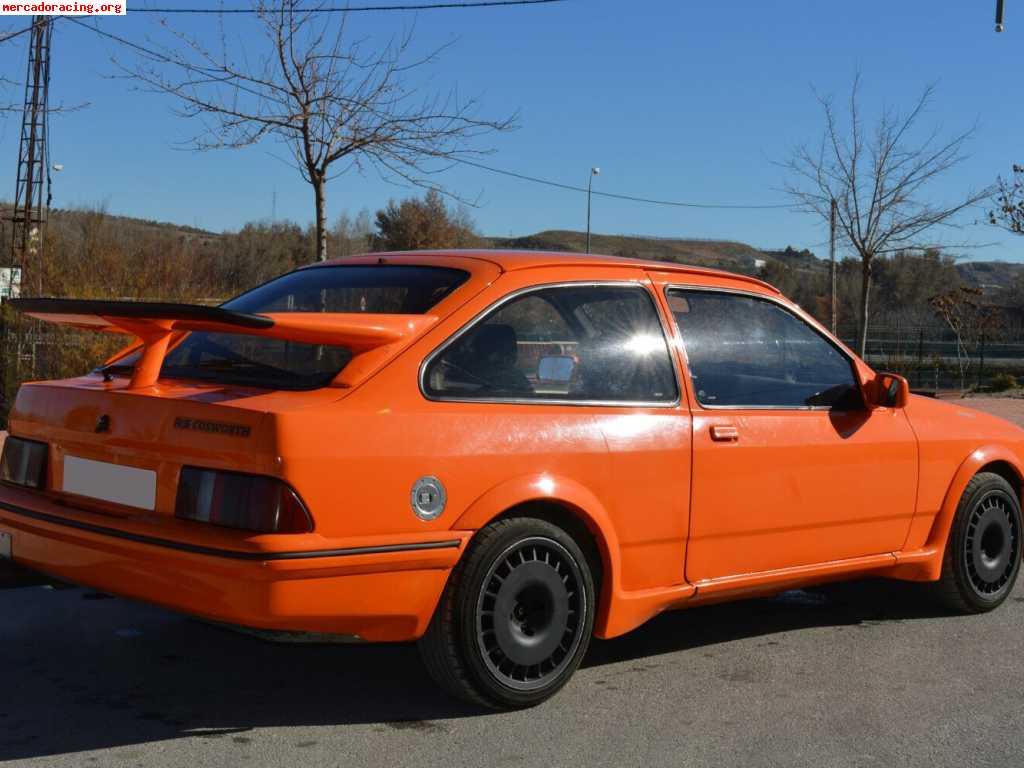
[0,205,221,242]
[488,230,775,275]
[10,209,1023,295]
[956,260,1024,291]
[489,229,1024,294]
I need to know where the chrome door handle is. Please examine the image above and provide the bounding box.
[710,424,739,442]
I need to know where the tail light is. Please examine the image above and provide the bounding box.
[0,437,48,489]
[175,467,313,534]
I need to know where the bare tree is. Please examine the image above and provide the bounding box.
[0,21,24,113]
[929,285,1003,391]
[990,164,1024,235]
[784,76,990,356]
[125,0,514,261]
[930,286,980,390]
[0,19,89,116]
[332,207,373,257]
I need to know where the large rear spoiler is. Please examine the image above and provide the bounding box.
[10,298,438,390]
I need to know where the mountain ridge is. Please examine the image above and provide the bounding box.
[490,229,1024,291]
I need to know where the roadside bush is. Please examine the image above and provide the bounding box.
[990,373,1018,392]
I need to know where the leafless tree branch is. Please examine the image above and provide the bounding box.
[120,0,515,260]
[783,76,990,356]
[990,164,1024,236]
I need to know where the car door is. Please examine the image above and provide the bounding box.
[665,286,918,583]
[420,275,693,594]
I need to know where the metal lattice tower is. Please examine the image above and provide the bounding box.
[2,15,53,408]
[10,15,52,296]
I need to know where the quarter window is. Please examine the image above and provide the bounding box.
[424,285,678,403]
[667,289,861,409]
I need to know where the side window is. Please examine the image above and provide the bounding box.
[424,284,678,403]
[667,289,861,409]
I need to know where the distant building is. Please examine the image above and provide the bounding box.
[0,267,22,302]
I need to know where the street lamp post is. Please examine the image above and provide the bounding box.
[586,167,600,253]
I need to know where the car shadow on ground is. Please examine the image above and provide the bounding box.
[584,578,955,667]
[0,578,960,761]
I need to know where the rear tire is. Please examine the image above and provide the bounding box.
[935,472,1022,613]
[419,517,596,709]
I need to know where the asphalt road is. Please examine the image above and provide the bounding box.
[1,577,1022,768]
[3,401,1023,768]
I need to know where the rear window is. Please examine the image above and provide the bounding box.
[227,265,469,314]
[115,265,469,391]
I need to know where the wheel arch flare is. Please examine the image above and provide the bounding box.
[451,473,622,636]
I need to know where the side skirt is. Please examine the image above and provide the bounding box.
[597,550,939,639]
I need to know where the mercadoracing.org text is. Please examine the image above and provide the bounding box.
[1,2,125,14]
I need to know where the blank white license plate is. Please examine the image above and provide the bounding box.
[62,456,157,510]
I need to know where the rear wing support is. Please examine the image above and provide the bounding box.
[117,319,175,389]
[10,298,437,390]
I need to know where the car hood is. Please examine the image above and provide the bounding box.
[906,394,1024,444]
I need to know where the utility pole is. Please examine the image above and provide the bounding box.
[996,0,1005,31]
[3,15,53,416]
[9,15,53,297]
[829,197,838,335]
[586,167,600,253]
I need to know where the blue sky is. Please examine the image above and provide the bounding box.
[1,0,1021,260]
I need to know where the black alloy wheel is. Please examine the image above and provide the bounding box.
[936,472,1022,613]
[963,489,1019,597]
[475,536,586,691]
[419,517,597,709]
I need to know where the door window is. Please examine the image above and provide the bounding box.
[424,284,678,403]
[667,289,861,409]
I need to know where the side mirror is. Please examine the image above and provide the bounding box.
[537,355,576,383]
[868,372,910,409]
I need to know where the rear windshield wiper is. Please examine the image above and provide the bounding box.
[95,362,136,380]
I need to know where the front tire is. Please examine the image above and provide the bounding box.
[419,517,596,709]
[936,472,1022,613]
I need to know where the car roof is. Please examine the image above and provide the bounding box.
[317,249,781,295]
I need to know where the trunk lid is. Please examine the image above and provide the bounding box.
[7,377,329,518]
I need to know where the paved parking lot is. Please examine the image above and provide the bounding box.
[1,397,1023,768]
[1,578,1022,768]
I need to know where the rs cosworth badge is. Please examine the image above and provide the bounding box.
[174,417,251,438]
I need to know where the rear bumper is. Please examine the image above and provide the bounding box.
[0,486,466,642]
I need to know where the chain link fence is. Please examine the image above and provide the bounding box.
[837,322,1024,392]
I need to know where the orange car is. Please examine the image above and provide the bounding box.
[0,250,1021,708]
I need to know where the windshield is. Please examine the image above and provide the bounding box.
[110,265,469,391]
